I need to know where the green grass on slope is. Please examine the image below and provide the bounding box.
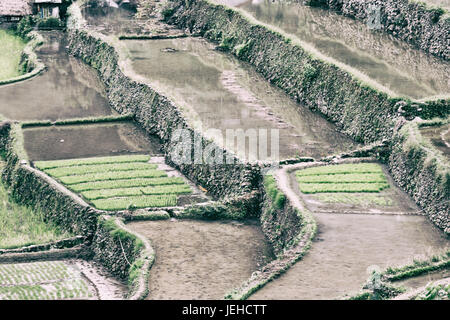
[0,30,26,81]
[0,181,71,249]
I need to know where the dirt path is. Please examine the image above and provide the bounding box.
[126,219,273,300]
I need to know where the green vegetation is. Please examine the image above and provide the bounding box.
[296,163,383,176]
[314,194,393,206]
[37,155,192,210]
[58,169,167,185]
[296,163,389,194]
[35,154,151,170]
[263,175,286,209]
[92,195,177,211]
[69,177,185,192]
[45,162,158,177]
[416,283,450,300]
[0,178,71,249]
[0,30,26,81]
[0,261,93,300]
[81,185,192,200]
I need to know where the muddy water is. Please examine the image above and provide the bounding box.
[250,212,449,299]
[82,5,141,35]
[23,122,162,161]
[0,32,113,121]
[420,123,450,160]
[125,38,358,160]
[216,0,450,100]
[126,219,274,299]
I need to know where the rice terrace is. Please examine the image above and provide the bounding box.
[0,0,448,308]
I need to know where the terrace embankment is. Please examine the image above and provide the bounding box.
[217,0,449,100]
[165,0,449,144]
[303,0,449,60]
[123,37,359,160]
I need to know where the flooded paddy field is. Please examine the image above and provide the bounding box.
[0,32,113,121]
[126,219,274,299]
[420,123,450,160]
[125,37,359,160]
[23,122,162,161]
[250,212,449,300]
[0,260,126,300]
[216,0,450,100]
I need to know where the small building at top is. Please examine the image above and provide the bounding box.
[0,0,62,24]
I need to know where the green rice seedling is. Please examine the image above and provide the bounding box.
[296,173,387,184]
[44,162,158,177]
[314,194,394,206]
[81,184,192,200]
[69,177,186,192]
[91,195,178,211]
[295,163,383,176]
[58,169,167,185]
[298,182,390,193]
[35,154,151,170]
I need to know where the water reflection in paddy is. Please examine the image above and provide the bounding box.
[215,0,450,100]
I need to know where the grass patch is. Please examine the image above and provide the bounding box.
[81,185,192,200]
[34,154,151,170]
[69,177,186,192]
[45,162,158,178]
[0,30,26,81]
[92,195,177,211]
[0,178,71,249]
[263,175,286,209]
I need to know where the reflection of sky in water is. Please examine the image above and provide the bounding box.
[0,32,113,121]
[125,38,359,160]
[215,0,450,99]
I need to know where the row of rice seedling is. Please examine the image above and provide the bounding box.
[298,182,390,194]
[44,162,158,178]
[314,194,393,206]
[34,154,151,170]
[82,184,192,200]
[296,173,387,184]
[69,177,186,192]
[58,169,167,185]
[0,279,93,300]
[37,155,194,210]
[0,261,73,286]
[295,163,383,176]
[296,163,390,194]
[91,195,178,211]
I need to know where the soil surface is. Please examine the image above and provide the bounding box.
[24,122,162,161]
[126,219,274,299]
[420,123,449,160]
